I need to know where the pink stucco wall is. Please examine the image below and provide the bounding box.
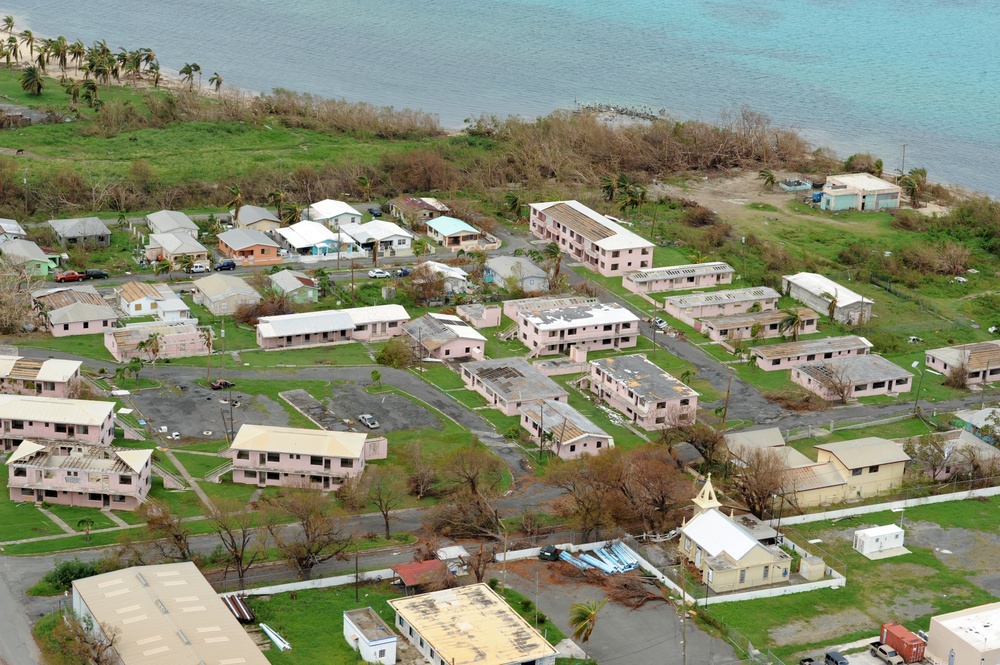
[50,317,116,338]
[519,412,611,460]
[529,208,652,277]
[519,320,637,357]
[1,413,114,448]
[230,449,365,490]
[0,375,79,398]
[461,370,568,416]
[106,330,210,362]
[424,337,486,361]
[791,367,912,400]
[256,328,352,349]
[703,317,818,343]
[588,366,697,430]
[756,345,869,371]
[663,296,779,328]
[7,452,151,510]
[351,319,406,341]
[623,271,732,295]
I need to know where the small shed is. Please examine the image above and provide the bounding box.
[391,559,447,595]
[344,607,397,665]
[853,524,904,555]
[436,545,470,577]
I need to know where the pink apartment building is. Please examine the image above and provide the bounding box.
[519,399,613,460]
[33,286,118,337]
[460,357,568,416]
[256,310,355,349]
[7,441,152,509]
[791,355,912,401]
[663,286,780,328]
[925,340,1000,385]
[341,305,410,342]
[751,335,873,371]
[623,262,735,295]
[0,356,82,398]
[503,295,595,323]
[457,303,502,329]
[700,308,819,343]
[228,424,387,491]
[529,201,653,277]
[105,321,212,362]
[0,395,115,450]
[519,302,640,357]
[402,313,486,361]
[589,354,699,430]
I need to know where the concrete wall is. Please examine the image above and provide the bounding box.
[623,270,732,295]
[50,317,116,338]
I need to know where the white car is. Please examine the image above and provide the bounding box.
[368,269,391,279]
[358,414,379,429]
[653,317,669,330]
[187,264,209,274]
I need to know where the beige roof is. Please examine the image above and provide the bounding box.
[147,232,208,256]
[193,273,260,300]
[724,427,785,451]
[0,355,81,383]
[6,440,44,464]
[0,394,114,426]
[814,437,910,469]
[72,562,269,665]
[784,462,848,492]
[230,424,367,459]
[926,340,1000,373]
[116,281,166,304]
[388,584,557,665]
[6,441,151,475]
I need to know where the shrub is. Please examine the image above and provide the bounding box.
[41,558,98,593]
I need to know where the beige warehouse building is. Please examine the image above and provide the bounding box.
[928,601,1000,665]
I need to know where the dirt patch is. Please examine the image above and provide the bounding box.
[770,607,871,647]
[905,521,1000,571]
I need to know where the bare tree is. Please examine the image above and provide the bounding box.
[903,433,952,481]
[210,497,265,591]
[425,445,506,539]
[366,465,407,538]
[263,489,353,579]
[405,261,447,304]
[405,442,438,499]
[943,356,970,389]
[812,363,855,404]
[50,612,121,665]
[137,498,192,562]
[546,456,614,541]
[461,543,495,583]
[0,258,40,334]
[729,446,788,518]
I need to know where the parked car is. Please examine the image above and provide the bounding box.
[653,317,669,330]
[868,643,903,665]
[187,264,209,274]
[538,545,560,561]
[367,207,383,217]
[358,414,379,429]
[214,259,237,271]
[368,268,391,279]
[54,270,86,283]
[84,269,109,279]
[210,379,235,390]
[394,267,411,277]
[824,652,848,665]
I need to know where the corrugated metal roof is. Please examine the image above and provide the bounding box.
[193,273,260,299]
[145,210,198,234]
[341,304,410,326]
[814,436,910,469]
[304,199,360,220]
[751,335,873,360]
[47,216,109,239]
[275,221,338,249]
[783,272,873,307]
[217,227,279,250]
[147,232,207,255]
[339,220,414,243]
[626,262,734,283]
[0,238,53,265]
[666,286,780,309]
[0,355,80,383]
[519,399,610,444]
[927,340,1000,372]
[531,200,653,251]
[115,281,165,303]
[232,204,278,225]
[485,256,547,281]
[702,308,817,330]
[256,310,354,339]
[680,508,761,561]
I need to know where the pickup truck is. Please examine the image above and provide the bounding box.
[869,642,904,665]
[54,270,86,283]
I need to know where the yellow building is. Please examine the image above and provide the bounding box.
[678,477,792,593]
[814,437,909,499]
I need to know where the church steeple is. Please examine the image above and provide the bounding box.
[692,474,722,515]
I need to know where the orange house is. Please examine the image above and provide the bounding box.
[217,228,282,266]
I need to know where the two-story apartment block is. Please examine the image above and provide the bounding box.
[925,340,1000,385]
[228,424,386,490]
[589,354,698,429]
[7,441,152,509]
[217,228,282,266]
[529,200,653,277]
[105,321,211,362]
[792,355,912,401]
[502,295,595,323]
[622,262,735,295]
[782,272,873,325]
[518,302,640,356]
[403,313,486,361]
[751,335,873,371]
[33,286,118,337]
[461,357,568,416]
[519,399,613,459]
[663,286,780,328]
[701,308,819,343]
[0,394,115,450]
[814,437,910,498]
[0,355,82,398]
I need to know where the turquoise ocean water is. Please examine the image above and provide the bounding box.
[3,1,998,195]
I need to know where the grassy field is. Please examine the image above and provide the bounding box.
[171,451,226,480]
[0,466,64,542]
[785,417,936,460]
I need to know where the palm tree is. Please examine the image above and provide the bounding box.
[69,40,85,68]
[371,369,382,387]
[64,79,80,103]
[80,79,99,108]
[356,175,373,201]
[569,599,606,645]
[600,173,621,202]
[688,249,709,264]
[268,190,286,223]
[137,332,162,382]
[0,46,10,67]
[618,183,646,221]
[820,291,839,324]
[126,356,144,388]
[77,517,96,542]
[179,63,194,90]
[19,30,34,60]
[872,159,884,178]
[50,36,69,80]
[33,47,47,73]
[18,65,43,96]
[113,364,129,387]
[779,308,805,341]
[900,167,928,208]
[759,168,776,190]
[680,369,696,385]
[148,61,161,88]
[2,16,14,37]
[190,62,202,89]
[412,237,430,262]
[226,184,244,223]
[177,254,195,274]
[208,71,222,94]
[153,258,172,279]
[503,191,526,220]
[6,35,18,63]
[542,241,563,283]
[200,327,214,380]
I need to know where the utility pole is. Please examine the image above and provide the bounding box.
[355,543,360,602]
[901,144,907,175]
[721,374,733,423]
[680,571,688,665]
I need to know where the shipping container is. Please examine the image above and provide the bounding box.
[881,622,926,663]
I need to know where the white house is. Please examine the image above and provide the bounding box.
[275,221,345,256]
[343,608,397,665]
[340,221,414,257]
[485,256,549,292]
[145,210,199,237]
[303,199,362,228]
[0,218,26,242]
[782,272,873,325]
[853,524,905,556]
[423,260,469,294]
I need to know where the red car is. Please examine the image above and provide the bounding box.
[54,270,86,283]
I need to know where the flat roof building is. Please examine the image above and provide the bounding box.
[820,173,901,212]
[519,301,640,357]
[663,286,780,327]
[751,335,872,371]
[461,357,568,416]
[782,272,873,325]
[589,354,698,430]
[928,602,1000,665]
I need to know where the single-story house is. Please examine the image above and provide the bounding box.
[485,255,549,293]
[792,355,912,401]
[217,227,282,266]
[302,199,361,228]
[33,286,118,337]
[814,437,910,498]
[751,335,873,371]
[0,355,82,398]
[145,210,199,237]
[403,313,486,361]
[275,220,354,256]
[114,281,191,321]
[589,354,698,429]
[269,269,319,303]
[388,195,449,222]
[519,398,614,459]
[701,308,819,343]
[231,204,280,233]
[144,232,211,269]
[339,221,414,257]
[425,216,481,250]
[782,272,873,325]
[105,321,211,362]
[192,273,261,316]
[925,340,1000,385]
[0,238,56,276]
[663,287,780,328]
[47,217,111,248]
[341,304,410,341]
[422,260,469,294]
[954,407,1000,443]
[623,262,735,294]
[461,357,568,416]
[456,303,502,329]
[0,218,26,242]
[820,173,901,212]
[903,429,1000,480]
[256,310,354,349]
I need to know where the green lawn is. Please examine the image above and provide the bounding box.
[43,505,119,532]
[0,465,65,542]
[172,451,226,480]
[147,477,206,518]
[13,331,115,362]
[411,363,465,390]
[448,388,488,409]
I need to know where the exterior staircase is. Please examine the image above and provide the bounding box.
[499,323,519,341]
[152,462,187,490]
[204,460,234,484]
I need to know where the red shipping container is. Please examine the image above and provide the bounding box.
[881,622,926,663]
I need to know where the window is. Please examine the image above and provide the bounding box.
[872,381,886,389]
[89,493,102,501]
[612,250,620,258]
[823,352,833,359]
[310,456,323,466]
[119,475,132,485]
[11,420,23,429]
[683,536,691,550]
[55,423,68,433]
[237,451,250,460]
[378,650,386,658]
[806,354,815,361]
[604,324,612,331]
[78,425,88,435]
[739,569,746,584]
[63,324,69,331]
[83,321,89,329]
[707,569,714,583]
[341,459,354,468]
[266,472,279,480]
[772,359,780,366]
[13,468,26,477]
[763,565,769,579]
[596,441,602,448]
[444,350,450,356]
[397,239,407,246]
[266,453,280,463]
[244,470,257,478]
[419,638,424,648]
[611,264,619,271]
[570,444,576,452]
[852,468,863,476]
[113,495,125,503]
[680,399,690,406]
[135,303,143,312]
[869,465,880,473]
